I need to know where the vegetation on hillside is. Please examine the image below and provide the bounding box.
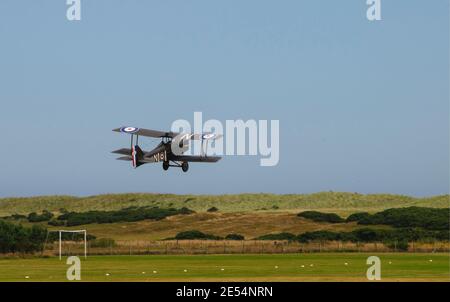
[297,228,449,245]
[57,206,194,226]
[0,192,447,216]
[354,207,449,230]
[299,207,449,230]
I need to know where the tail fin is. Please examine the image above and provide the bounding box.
[131,145,145,168]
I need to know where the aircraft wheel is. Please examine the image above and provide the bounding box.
[181,162,189,172]
[163,161,169,171]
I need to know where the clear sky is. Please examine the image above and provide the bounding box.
[0,0,448,197]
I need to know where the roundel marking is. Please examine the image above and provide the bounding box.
[120,127,139,134]
[202,133,215,140]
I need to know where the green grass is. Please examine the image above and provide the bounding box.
[0,253,448,281]
[0,192,448,217]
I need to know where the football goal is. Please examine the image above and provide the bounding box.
[54,230,87,260]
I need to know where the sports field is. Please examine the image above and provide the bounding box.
[0,253,448,282]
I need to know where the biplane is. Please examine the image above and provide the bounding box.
[112,126,222,172]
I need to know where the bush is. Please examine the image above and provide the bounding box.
[297,231,341,243]
[345,212,371,222]
[28,210,54,222]
[296,227,450,243]
[11,214,27,220]
[225,233,245,240]
[0,220,47,253]
[255,232,296,241]
[354,207,449,230]
[90,238,116,248]
[174,230,222,240]
[297,211,344,223]
[179,207,195,215]
[48,219,65,226]
[57,206,194,226]
[207,207,219,212]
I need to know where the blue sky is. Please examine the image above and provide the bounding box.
[0,0,448,197]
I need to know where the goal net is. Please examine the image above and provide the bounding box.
[50,230,88,260]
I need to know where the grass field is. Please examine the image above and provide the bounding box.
[0,253,448,282]
[1,192,448,217]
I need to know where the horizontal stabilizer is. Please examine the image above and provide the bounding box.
[112,148,131,155]
[116,156,132,161]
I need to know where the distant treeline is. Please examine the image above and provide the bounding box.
[170,228,449,247]
[58,206,194,226]
[298,207,449,230]
[2,206,195,227]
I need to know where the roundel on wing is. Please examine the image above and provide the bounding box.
[120,127,140,134]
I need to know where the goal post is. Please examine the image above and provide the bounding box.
[57,230,87,260]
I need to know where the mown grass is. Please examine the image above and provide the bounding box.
[0,253,448,281]
[0,192,448,217]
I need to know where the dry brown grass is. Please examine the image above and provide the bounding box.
[45,239,450,256]
[47,212,386,241]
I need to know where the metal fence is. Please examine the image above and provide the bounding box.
[43,240,450,257]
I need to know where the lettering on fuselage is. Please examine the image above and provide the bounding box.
[153,150,167,162]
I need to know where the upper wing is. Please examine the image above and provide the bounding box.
[113,127,223,141]
[172,155,222,163]
[113,127,179,138]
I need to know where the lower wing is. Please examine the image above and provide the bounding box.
[171,155,221,163]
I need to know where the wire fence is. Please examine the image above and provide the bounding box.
[42,240,450,257]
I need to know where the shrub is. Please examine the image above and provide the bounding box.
[297,211,344,223]
[355,207,449,230]
[207,207,219,212]
[174,230,222,240]
[179,207,195,215]
[296,227,449,243]
[255,232,296,241]
[0,220,47,253]
[225,233,245,240]
[28,210,54,222]
[297,231,341,243]
[11,214,27,220]
[57,207,194,226]
[345,212,371,222]
[48,219,65,226]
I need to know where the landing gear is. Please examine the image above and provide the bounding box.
[162,161,189,172]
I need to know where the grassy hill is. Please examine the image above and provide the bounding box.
[0,192,447,217]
